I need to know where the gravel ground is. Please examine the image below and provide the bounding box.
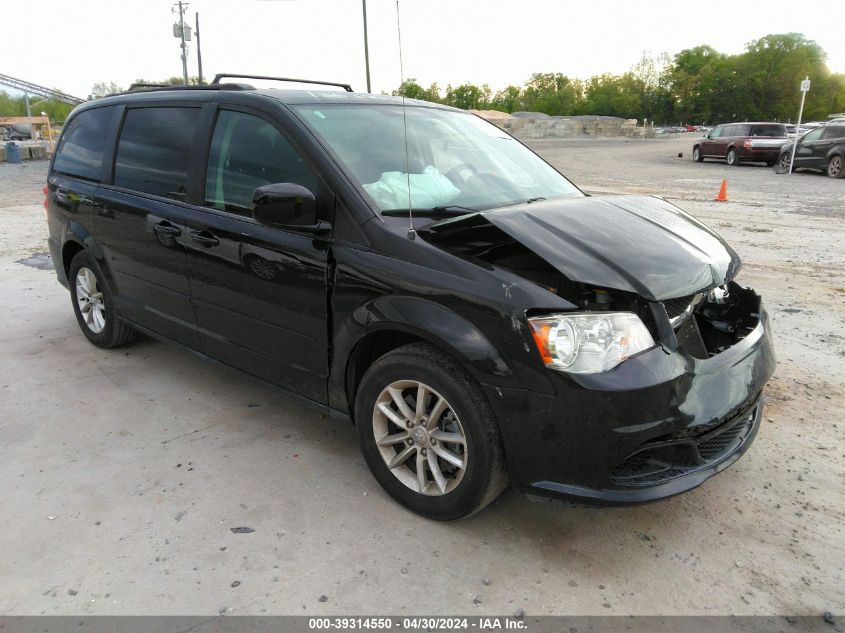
[0,143,842,618]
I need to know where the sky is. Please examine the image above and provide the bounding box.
[4,0,844,100]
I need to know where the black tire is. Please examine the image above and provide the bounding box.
[828,154,844,179]
[779,152,792,171]
[692,146,703,162]
[68,250,136,348]
[726,147,738,166]
[355,342,508,520]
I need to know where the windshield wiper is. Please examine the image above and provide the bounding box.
[483,197,549,212]
[381,205,478,217]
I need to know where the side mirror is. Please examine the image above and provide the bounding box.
[251,183,329,234]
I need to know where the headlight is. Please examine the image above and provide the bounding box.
[527,312,656,374]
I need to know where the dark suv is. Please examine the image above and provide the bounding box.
[46,76,775,519]
[778,122,845,178]
[693,122,787,166]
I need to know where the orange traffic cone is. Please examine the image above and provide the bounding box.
[714,179,728,202]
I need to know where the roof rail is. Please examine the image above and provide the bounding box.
[211,73,353,92]
[128,83,170,91]
[115,83,253,97]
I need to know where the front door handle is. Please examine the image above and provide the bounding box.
[154,222,182,237]
[189,230,220,247]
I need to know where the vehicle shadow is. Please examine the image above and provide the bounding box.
[119,333,733,578]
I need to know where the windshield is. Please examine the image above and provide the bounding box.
[293,104,582,213]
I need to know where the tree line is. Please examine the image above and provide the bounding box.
[0,91,74,122]
[393,33,845,125]
[4,33,842,126]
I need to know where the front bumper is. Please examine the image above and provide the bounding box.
[484,301,776,504]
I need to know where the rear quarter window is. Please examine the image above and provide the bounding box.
[51,106,115,181]
[750,125,786,137]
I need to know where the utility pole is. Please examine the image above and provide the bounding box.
[174,1,189,84]
[362,0,371,93]
[195,12,204,84]
[24,91,33,140]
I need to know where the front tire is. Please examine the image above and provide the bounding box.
[692,146,703,162]
[355,343,508,520]
[828,155,844,178]
[726,147,738,166]
[69,251,136,348]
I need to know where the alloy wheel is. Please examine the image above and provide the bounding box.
[727,149,737,165]
[372,380,468,496]
[75,267,106,334]
[780,153,791,170]
[829,156,842,178]
[693,147,700,161]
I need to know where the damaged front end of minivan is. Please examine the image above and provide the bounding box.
[421,194,776,503]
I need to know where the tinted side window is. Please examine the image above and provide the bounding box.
[204,110,317,216]
[733,125,751,136]
[751,124,786,137]
[823,126,845,140]
[114,107,199,199]
[52,106,114,181]
[723,126,736,137]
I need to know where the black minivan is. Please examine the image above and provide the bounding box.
[46,77,775,520]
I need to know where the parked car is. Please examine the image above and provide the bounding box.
[778,122,845,178]
[45,77,775,519]
[693,122,787,166]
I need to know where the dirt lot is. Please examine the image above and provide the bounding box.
[0,137,843,617]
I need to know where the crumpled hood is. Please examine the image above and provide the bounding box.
[425,194,741,301]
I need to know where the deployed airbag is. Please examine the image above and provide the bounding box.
[364,166,460,210]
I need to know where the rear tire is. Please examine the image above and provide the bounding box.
[726,147,738,166]
[828,155,844,178]
[692,146,703,162]
[69,251,136,348]
[779,152,792,171]
[355,343,508,520]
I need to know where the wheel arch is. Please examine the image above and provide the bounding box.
[60,223,119,296]
[333,296,514,421]
[61,239,85,278]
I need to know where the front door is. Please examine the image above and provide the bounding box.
[793,127,824,168]
[701,126,723,156]
[186,107,331,403]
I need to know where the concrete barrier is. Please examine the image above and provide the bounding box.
[472,111,655,140]
[0,142,51,162]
